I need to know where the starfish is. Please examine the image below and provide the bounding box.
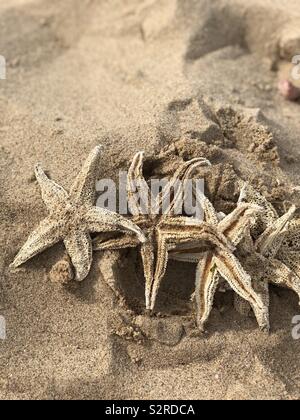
[279,218,300,277]
[10,146,145,281]
[93,152,234,311]
[234,182,300,322]
[169,189,269,331]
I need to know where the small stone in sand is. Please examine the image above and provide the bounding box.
[278,79,300,101]
[49,258,74,284]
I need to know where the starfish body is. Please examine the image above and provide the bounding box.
[94,152,233,311]
[235,183,299,318]
[169,190,268,331]
[11,146,145,281]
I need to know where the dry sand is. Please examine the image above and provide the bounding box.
[1,0,300,400]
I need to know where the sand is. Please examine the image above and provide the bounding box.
[1,0,300,400]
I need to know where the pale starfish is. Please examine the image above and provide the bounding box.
[169,190,269,331]
[10,146,145,281]
[279,218,300,277]
[234,182,300,321]
[93,152,234,311]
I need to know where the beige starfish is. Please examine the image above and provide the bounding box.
[235,183,299,322]
[279,218,300,277]
[10,146,145,281]
[169,190,269,331]
[94,152,234,311]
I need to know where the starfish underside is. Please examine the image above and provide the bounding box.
[94,152,236,312]
[169,189,269,330]
[11,146,145,281]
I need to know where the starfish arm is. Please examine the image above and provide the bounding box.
[214,249,269,330]
[141,240,155,310]
[264,257,300,304]
[281,221,300,251]
[10,218,61,268]
[218,203,262,246]
[194,252,221,330]
[69,145,102,206]
[279,250,300,278]
[239,182,278,221]
[93,232,140,251]
[159,218,234,252]
[149,220,232,311]
[127,152,152,215]
[63,231,92,281]
[84,207,146,243]
[194,190,219,226]
[130,214,150,227]
[35,164,69,212]
[157,158,211,216]
[149,231,168,311]
[234,278,269,318]
[255,205,296,258]
[238,182,278,236]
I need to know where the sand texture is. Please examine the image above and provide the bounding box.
[1,0,300,400]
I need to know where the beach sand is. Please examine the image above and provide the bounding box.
[1,0,300,400]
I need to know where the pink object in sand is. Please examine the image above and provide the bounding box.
[278,79,300,101]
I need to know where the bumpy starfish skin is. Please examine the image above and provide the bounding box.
[278,219,300,277]
[170,190,268,331]
[235,183,300,319]
[11,146,145,281]
[238,182,278,238]
[94,152,233,311]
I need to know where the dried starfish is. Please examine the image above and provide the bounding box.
[235,183,299,321]
[94,152,233,311]
[279,218,300,277]
[169,190,268,331]
[10,146,145,281]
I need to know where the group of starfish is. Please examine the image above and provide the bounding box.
[10,146,300,332]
